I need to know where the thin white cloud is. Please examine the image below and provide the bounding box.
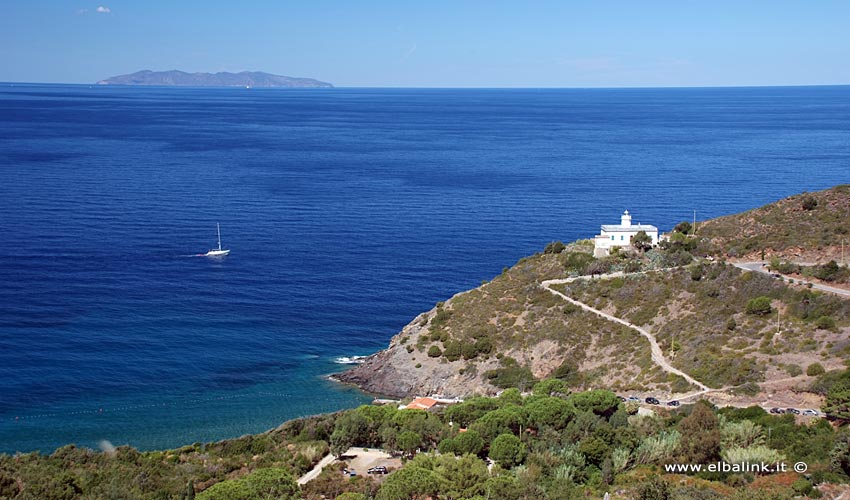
[401,43,417,61]
[75,8,89,15]
[96,5,111,13]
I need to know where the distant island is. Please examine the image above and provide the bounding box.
[96,70,333,88]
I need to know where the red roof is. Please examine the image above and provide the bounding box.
[405,397,438,410]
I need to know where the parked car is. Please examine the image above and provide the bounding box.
[667,400,680,407]
[645,397,660,405]
[617,396,626,402]
[769,407,785,414]
[368,466,388,475]
[348,469,357,477]
[802,409,819,416]
[786,408,800,415]
[627,396,641,403]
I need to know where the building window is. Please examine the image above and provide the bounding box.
[620,235,624,241]
[611,236,615,240]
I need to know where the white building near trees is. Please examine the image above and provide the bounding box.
[593,210,659,258]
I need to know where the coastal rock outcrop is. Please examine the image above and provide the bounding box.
[334,306,502,399]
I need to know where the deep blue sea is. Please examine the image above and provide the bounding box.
[1,84,848,454]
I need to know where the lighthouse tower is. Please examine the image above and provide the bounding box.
[621,210,632,227]
[592,209,659,257]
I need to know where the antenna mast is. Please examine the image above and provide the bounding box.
[693,209,696,235]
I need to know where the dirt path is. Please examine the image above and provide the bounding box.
[541,275,710,393]
[733,261,850,298]
[297,453,336,485]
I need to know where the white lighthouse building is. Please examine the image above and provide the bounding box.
[593,210,659,258]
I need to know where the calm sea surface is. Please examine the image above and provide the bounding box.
[1,85,848,453]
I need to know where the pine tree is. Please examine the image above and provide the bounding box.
[677,401,721,465]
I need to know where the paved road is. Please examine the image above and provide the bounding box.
[733,261,850,298]
[541,275,710,392]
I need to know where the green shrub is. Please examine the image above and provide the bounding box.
[634,430,680,465]
[792,478,815,496]
[816,315,836,330]
[745,296,772,316]
[484,365,537,390]
[562,303,579,315]
[197,480,254,500]
[375,466,440,500]
[544,241,566,254]
[673,221,693,235]
[437,437,456,455]
[430,308,453,329]
[490,434,527,468]
[461,342,478,360]
[815,260,848,282]
[807,363,826,377]
[454,429,485,456]
[525,396,573,430]
[443,341,462,362]
[243,468,299,499]
[631,231,653,252]
[638,476,670,500]
[624,260,642,273]
[427,346,442,358]
[473,337,493,355]
[552,359,581,385]
[563,252,595,273]
[784,364,803,377]
[197,468,300,500]
[802,195,818,211]
[337,493,367,500]
[532,378,569,397]
[690,264,704,281]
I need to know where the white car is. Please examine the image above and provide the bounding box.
[802,409,819,416]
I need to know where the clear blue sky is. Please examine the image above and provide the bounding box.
[2,1,849,87]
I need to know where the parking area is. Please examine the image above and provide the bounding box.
[337,448,403,477]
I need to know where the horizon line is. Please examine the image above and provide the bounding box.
[2,80,850,91]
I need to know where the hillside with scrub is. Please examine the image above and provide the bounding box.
[336,241,699,399]
[696,184,850,261]
[339,185,850,409]
[555,264,850,390]
[3,384,850,499]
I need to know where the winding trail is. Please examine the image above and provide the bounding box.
[540,274,710,393]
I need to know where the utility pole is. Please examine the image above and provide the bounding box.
[670,331,675,358]
[693,210,697,235]
[777,307,781,337]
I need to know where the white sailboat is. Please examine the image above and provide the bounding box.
[204,223,230,257]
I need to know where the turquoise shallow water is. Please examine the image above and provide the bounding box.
[1,84,848,453]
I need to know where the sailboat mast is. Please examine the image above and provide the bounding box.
[217,223,222,251]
